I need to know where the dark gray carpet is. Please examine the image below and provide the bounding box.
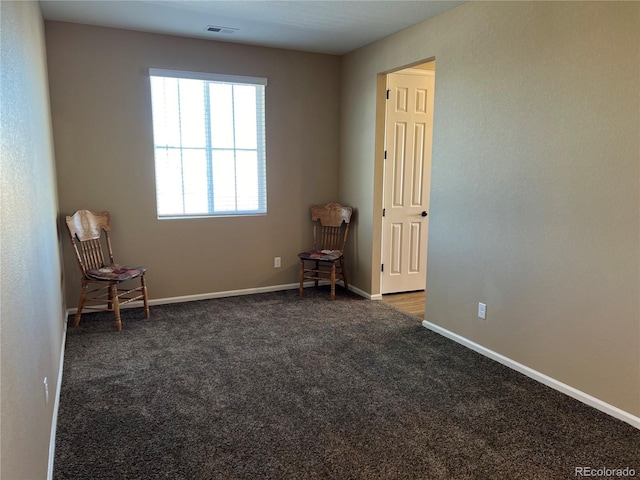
[54,288,639,479]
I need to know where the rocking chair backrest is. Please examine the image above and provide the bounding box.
[65,210,115,277]
[310,203,353,252]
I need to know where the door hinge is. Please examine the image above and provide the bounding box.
[382,208,386,217]
[381,264,384,272]
[386,89,390,100]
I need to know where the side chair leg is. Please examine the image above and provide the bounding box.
[330,263,336,301]
[107,284,113,311]
[110,284,122,332]
[341,258,349,292]
[314,260,319,287]
[74,283,89,327]
[141,276,150,319]
[299,260,305,297]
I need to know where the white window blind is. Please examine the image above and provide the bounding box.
[149,69,267,218]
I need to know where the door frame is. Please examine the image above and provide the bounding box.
[372,59,436,300]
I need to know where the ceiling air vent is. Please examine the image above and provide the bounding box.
[206,25,238,34]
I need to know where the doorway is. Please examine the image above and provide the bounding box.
[381,290,426,318]
[380,61,435,295]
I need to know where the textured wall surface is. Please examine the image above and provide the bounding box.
[341,2,639,416]
[45,22,341,307]
[0,2,65,478]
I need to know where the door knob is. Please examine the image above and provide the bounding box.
[421,211,428,217]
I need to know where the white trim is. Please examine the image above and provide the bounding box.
[395,68,435,77]
[148,283,303,307]
[422,319,640,430]
[65,282,369,315]
[349,284,381,300]
[149,68,268,86]
[48,316,68,480]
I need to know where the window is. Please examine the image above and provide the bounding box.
[149,69,267,218]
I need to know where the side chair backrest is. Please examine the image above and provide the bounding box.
[311,203,353,252]
[65,210,114,276]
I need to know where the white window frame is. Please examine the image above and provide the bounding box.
[149,68,267,218]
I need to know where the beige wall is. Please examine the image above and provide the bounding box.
[340,2,640,416]
[0,2,66,478]
[2,3,635,477]
[45,23,341,307]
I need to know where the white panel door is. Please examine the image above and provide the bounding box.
[382,70,434,294]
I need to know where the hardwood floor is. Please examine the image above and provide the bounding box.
[381,291,425,319]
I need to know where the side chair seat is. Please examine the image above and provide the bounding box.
[297,250,343,262]
[86,265,146,282]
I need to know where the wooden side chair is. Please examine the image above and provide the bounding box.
[65,210,149,332]
[298,203,353,300]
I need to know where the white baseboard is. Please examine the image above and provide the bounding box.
[148,282,306,307]
[422,319,640,430]
[348,284,380,300]
[48,315,68,480]
[66,281,370,315]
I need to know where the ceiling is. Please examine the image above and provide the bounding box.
[39,0,464,55]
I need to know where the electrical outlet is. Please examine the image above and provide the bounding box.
[43,377,49,404]
[274,257,281,268]
[478,302,487,320]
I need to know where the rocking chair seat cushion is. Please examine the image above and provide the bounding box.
[298,249,343,261]
[86,264,146,282]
